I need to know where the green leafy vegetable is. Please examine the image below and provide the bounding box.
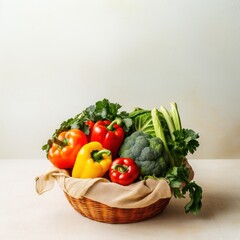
[182,181,203,214]
[166,166,203,215]
[129,109,155,136]
[169,129,200,162]
[165,166,187,199]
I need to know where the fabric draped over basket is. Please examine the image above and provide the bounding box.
[36,167,172,209]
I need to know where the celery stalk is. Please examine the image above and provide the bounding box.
[170,102,182,130]
[160,105,176,140]
[151,108,175,167]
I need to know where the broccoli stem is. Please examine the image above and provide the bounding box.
[151,108,175,167]
[170,102,182,131]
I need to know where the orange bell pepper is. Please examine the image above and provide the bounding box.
[48,129,88,169]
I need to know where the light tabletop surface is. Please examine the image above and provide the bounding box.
[0,159,240,240]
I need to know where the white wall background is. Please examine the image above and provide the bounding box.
[0,0,240,159]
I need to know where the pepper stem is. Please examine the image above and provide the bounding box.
[107,118,122,131]
[52,138,68,147]
[92,149,111,162]
[113,164,129,173]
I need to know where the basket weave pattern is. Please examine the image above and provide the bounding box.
[64,192,171,224]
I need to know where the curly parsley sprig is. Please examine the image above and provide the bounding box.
[166,166,202,215]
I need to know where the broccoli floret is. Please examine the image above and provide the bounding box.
[119,131,170,177]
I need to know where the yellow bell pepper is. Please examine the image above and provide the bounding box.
[72,141,112,178]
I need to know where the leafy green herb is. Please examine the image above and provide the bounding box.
[166,165,203,215]
[165,166,188,198]
[83,98,121,121]
[182,181,203,214]
[171,129,199,158]
[81,98,132,132]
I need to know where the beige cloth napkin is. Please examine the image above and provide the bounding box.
[36,167,172,209]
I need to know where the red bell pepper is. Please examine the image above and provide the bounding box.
[90,119,124,158]
[48,129,88,169]
[109,158,139,186]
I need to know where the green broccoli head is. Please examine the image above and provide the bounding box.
[119,131,170,177]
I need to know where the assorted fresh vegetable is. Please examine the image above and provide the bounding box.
[48,129,88,169]
[119,131,170,178]
[90,119,124,159]
[42,98,202,215]
[72,141,112,178]
[109,158,139,186]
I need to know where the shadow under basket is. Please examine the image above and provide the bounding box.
[64,192,171,224]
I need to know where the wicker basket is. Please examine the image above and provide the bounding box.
[64,192,171,224]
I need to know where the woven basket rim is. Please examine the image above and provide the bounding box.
[64,192,171,224]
